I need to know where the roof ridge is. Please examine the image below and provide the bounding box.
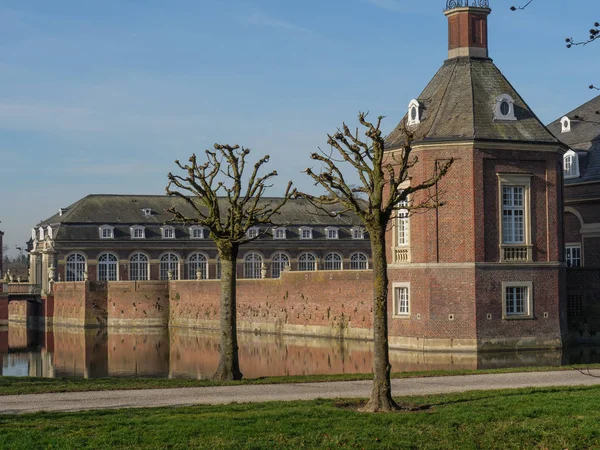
[549,94,600,125]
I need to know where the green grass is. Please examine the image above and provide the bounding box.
[2,364,599,396]
[2,386,600,449]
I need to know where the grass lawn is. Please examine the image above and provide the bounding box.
[1,386,600,449]
[1,364,599,396]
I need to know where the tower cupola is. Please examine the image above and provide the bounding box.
[444,0,491,59]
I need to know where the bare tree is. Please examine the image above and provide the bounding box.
[298,113,452,412]
[166,144,294,381]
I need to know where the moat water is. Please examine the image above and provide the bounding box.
[1,325,599,378]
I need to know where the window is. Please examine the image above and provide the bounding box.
[351,227,364,240]
[246,227,260,239]
[567,293,583,317]
[298,252,317,271]
[141,208,152,217]
[189,226,204,239]
[407,99,421,126]
[273,227,286,240]
[560,116,571,133]
[98,253,118,281]
[564,150,580,179]
[494,94,517,121]
[498,174,532,262]
[271,252,290,278]
[160,253,180,280]
[325,227,339,240]
[129,253,149,281]
[161,226,175,239]
[131,226,145,239]
[502,282,533,319]
[244,252,263,279]
[393,283,410,317]
[565,244,582,267]
[299,227,313,240]
[188,252,208,280]
[324,252,342,270]
[65,253,86,282]
[350,252,368,270]
[396,200,410,246]
[99,225,114,239]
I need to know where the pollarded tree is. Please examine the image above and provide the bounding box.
[299,113,452,412]
[166,144,294,381]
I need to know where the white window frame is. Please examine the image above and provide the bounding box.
[271,252,290,278]
[189,226,205,239]
[498,174,532,262]
[298,252,317,271]
[98,252,119,281]
[502,281,533,319]
[159,252,180,280]
[407,99,421,126]
[141,208,152,217]
[243,252,263,279]
[299,227,313,240]
[246,227,260,239]
[65,252,87,282]
[129,252,149,281]
[350,252,368,270]
[351,227,364,240]
[396,199,410,246]
[130,226,146,240]
[565,243,582,268]
[161,226,176,239]
[187,252,208,279]
[493,94,517,121]
[325,227,339,240]
[392,282,410,318]
[99,225,114,240]
[560,116,571,133]
[563,150,580,179]
[324,252,343,270]
[273,227,286,240]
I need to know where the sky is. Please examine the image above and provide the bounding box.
[0,0,598,256]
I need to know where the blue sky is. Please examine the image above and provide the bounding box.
[0,0,598,255]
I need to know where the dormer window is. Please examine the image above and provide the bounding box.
[564,150,580,179]
[131,225,145,239]
[273,227,286,240]
[58,208,67,216]
[99,225,114,239]
[189,226,204,239]
[494,94,517,121]
[38,227,45,240]
[560,116,571,133]
[299,227,313,240]
[246,227,260,239]
[325,227,339,240]
[407,99,421,126]
[141,208,152,217]
[161,226,175,239]
[351,227,364,240]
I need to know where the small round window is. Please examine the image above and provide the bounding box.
[500,101,510,116]
[410,106,417,121]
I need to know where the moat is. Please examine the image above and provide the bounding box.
[2,324,599,379]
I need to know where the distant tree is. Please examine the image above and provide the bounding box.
[166,144,294,381]
[298,113,452,412]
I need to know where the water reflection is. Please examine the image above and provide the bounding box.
[1,324,598,379]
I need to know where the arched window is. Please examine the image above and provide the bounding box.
[160,253,180,280]
[493,94,517,121]
[564,150,580,179]
[407,99,421,126]
[244,252,263,279]
[129,253,149,281]
[271,252,290,278]
[188,252,208,280]
[98,252,118,281]
[350,252,368,270]
[561,116,571,133]
[65,253,86,282]
[298,252,316,272]
[324,252,343,270]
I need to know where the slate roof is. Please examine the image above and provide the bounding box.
[385,57,560,149]
[37,195,364,228]
[547,95,600,184]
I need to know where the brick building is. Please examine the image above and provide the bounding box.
[382,1,567,351]
[28,195,372,295]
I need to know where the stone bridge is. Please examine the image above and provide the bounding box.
[0,283,43,326]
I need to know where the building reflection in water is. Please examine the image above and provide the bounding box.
[1,324,599,379]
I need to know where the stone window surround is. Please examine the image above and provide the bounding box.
[563,150,580,179]
[99,225,114,240]
[130,225,146,240]
[501,281,534,320]
[565,242,583,267]
[497,173,533,263]
[392,282,410,318]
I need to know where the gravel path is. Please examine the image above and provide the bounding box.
[2,369,600,415]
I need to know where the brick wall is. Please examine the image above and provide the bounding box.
[52,282,107,327]
[0,297,7,326]
[566,268,600,343]
[107,281,169,327]
[8,301,28,323]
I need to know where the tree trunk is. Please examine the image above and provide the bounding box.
[361,226,399,412]
[213,241,243,381]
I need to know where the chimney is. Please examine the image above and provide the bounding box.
[444,1,491,59]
